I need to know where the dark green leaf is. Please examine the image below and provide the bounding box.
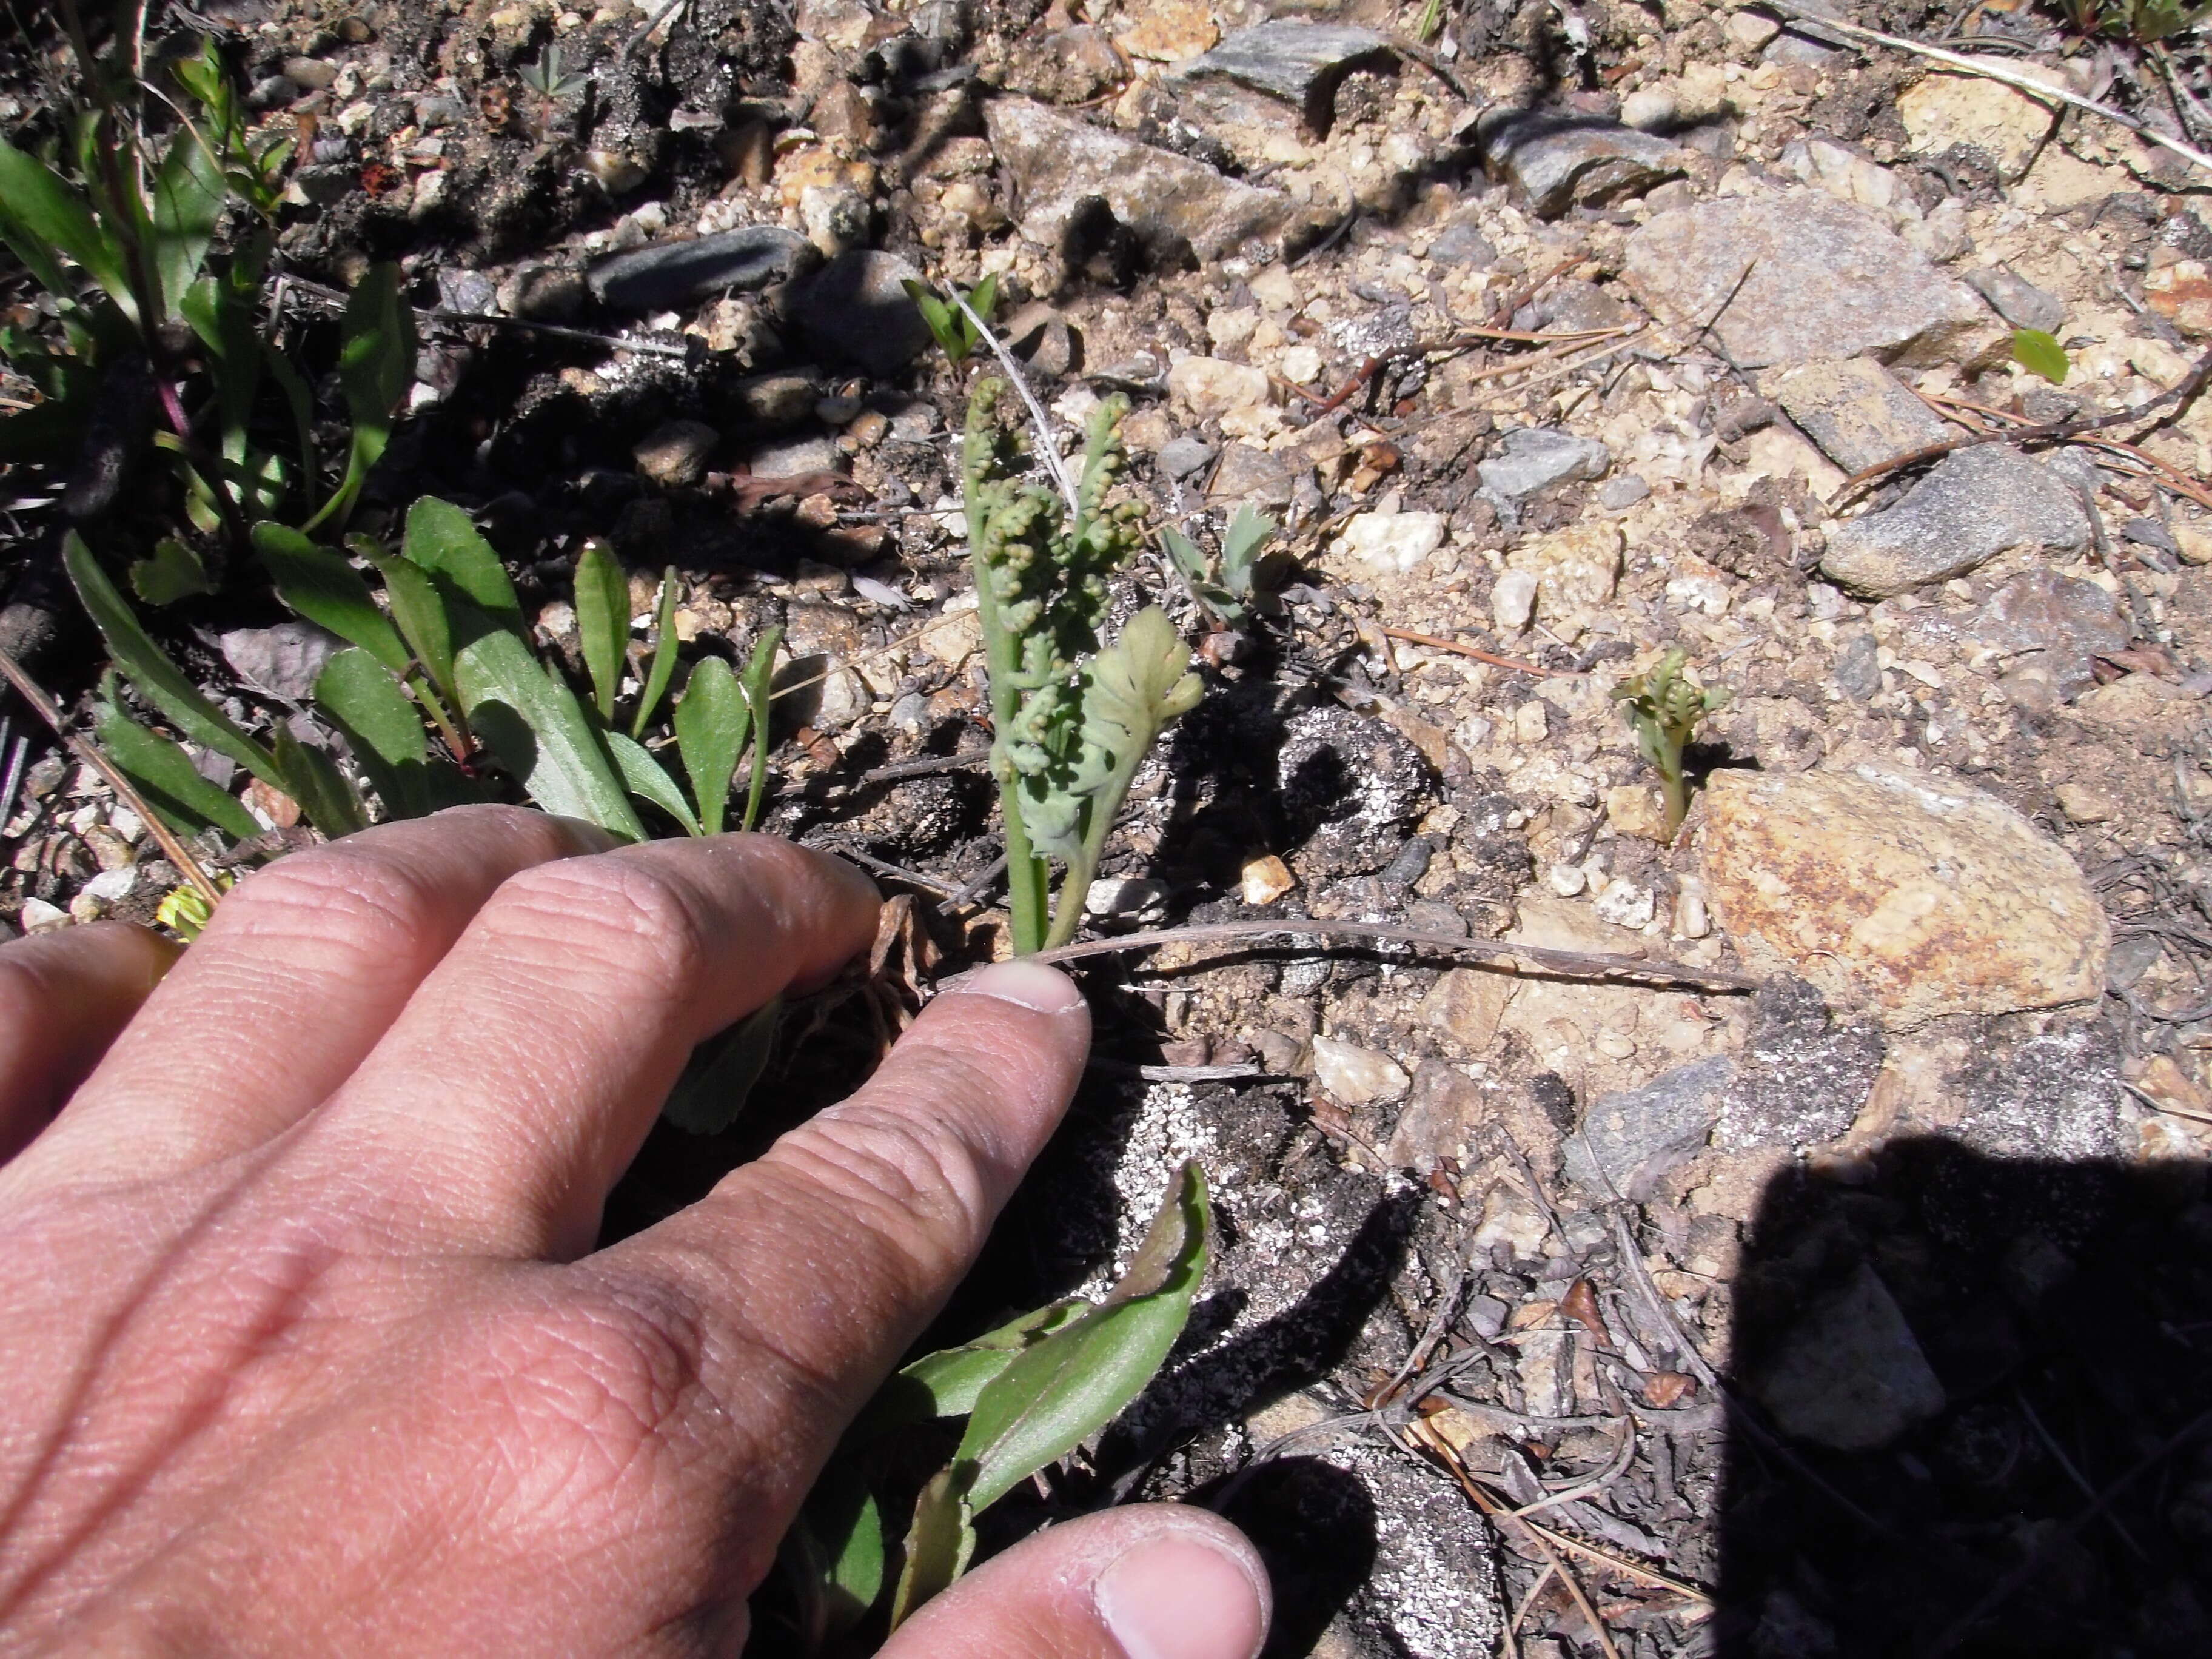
[451,609,645,840]
[1219,503,1275,597]
[271,722,369,837]
[660,995,781,1134]
[967,271,999,327]
[92,696,259,840]
[304,264,415,531]
[779,1462,886,1652]
[253,521,410,672]
[1159,524,1209,587]
[954,1162,1208,1513]
[674,655,749,836]
[631,566,682,739]
[401,495,522,625]
[129,538,215,605]
[887,1469,975,1631]
[606,731,702,835]
[0,140,129,311]
[151,123,224,319]
[573,539,630,722]
[2012,327,2070,386]
[262,341,317,514]
[313,647,429,820]
[853,1299,1090,1441]
[738,626,782,833]
[366,550,457,708]
[64,531,281,788]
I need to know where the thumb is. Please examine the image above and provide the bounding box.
[880,1504,1270,1659]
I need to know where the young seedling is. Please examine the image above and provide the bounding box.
[517,44,589,102]
[901,273,999,366]
[1612,646,1729,840]
[1159,501,1280,630]
[960,379,1203,953]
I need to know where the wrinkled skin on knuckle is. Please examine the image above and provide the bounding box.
[216,843,454,959]
[481,859,714,1013]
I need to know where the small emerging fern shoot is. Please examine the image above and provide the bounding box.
[1612,646,1729,840]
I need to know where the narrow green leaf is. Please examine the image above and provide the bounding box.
[779,1463,886,1650]
[401,495,521,625]
[674,655,749,836]
[129,538,215,605]
[303,264,415,531]
[630,566,682,739]
[366,551,457,708]
[0,140,129,313]
[262,341,317,514]
[64,531,280,788]
[271,722,369,837]
[1219,503,1275,598]
[1159,524,1209,587]
[852,1299,1091,1441]
[313,647,429,820]
[738,626,782,833]
[888,1469,976,1631]
[151,122,224,320]
[2012,327,2070,386]
[967,270,999,327]
[92,697,260,840]
[253,522,410,672]
[954,1162,1208,1513]
[451,611,646,840]
[573,539,630,721]
[606,731,702,835]
[661,994,781,1134]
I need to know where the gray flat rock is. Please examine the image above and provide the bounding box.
[1820,444,2090,596]
[1479,110,1690,218]
[1769,357,1952,474]
[587,226,814,311]
[1479,426,1612,499]
[1563,1056,1734,1199]
[1965,566,2128,700]
[1179,20,1394,130]
[1749,1262,1947,1450]
[985,97,1295,264]
[793,250,934,376]
[1967,265,2065,334]
[220,623,343,703]
[1624,190,1989,369]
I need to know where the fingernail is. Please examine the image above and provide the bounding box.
[948,959,1085,1017]
[1096,1534,1267,1659]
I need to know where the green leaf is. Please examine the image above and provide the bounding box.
[253,522,411,673]
[674,655,749,836]
[0,139,129,313]
[966,271,999,328]
[92,693,260,841]
[779,1462,886,1651]
[64,531,281,788]
[853,1299,1091,1441]
[451,610,646,840]
[631,566,682,739]
[573,539,630,722]
[660,995,781,1134]
[1219,503,1275,598]
[401,495,522,626]
[262,341,317,515]
[887,1469,975,1632]
[1159,524,1210,588]
[738,626,782,833]
[606,731,702,835]
[366,549,458,708]
[2012,327,2070,386]
[313,647,429,820]
[953,1161,1208,1513]
[129,538,215,605]
[303,264,416,532]
[151,123,225,320]
[271,722,369,837]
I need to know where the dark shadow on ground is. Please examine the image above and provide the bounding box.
[1717,1139,2212,1658]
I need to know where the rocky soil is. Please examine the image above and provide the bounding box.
[10,0,2212,1653]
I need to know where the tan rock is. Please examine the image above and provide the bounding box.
[2021,144,2114,211]
[2145,258,2212,339]
[1114,0,1218,61]
[1241,854,1296,905]
[1897,58,2064,179]
[1702,766,2108,1025]
[2073,671,2197,755]
[1507,521,1623,640]
[1311,1036,1410,1107]
[2055,781,2120,823]
[1420,968,1513,1051]
[1167,356,1274,421]
[1767,357,1952,475]
[915,606,983,666]
[1606,782,1674,842]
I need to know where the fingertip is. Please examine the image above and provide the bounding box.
[1096,1523,1269,1659]
[941,958,1086,1019]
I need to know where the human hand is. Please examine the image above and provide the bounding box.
[0,807,1269,1658]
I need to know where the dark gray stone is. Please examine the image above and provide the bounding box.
[1769,356,1952,475]
[1478,110,1689,219]
[1833,632,1882,699]
[1749,1263,1946,1450]
[587,227,814,312]
[1820,445,2090,597]
[1715,977,1885,1152]
[1427,210,1500,267]
[1478,426,1611,499]
[1597,474,1650,509]
[1965,567,2128,701]
[1179,20,1395,131]
[1966,266,2066,335]
[436,267,498,316]
[1563,1056,1734,1200]
[793,250,934,375]
[1158,434,1218,478]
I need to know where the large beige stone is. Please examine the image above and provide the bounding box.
[1505,522,1622,640]
[1897,59,2064,179]
[1702,767,2107,1025]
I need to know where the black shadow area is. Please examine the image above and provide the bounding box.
[1717,1139,2212,1658]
